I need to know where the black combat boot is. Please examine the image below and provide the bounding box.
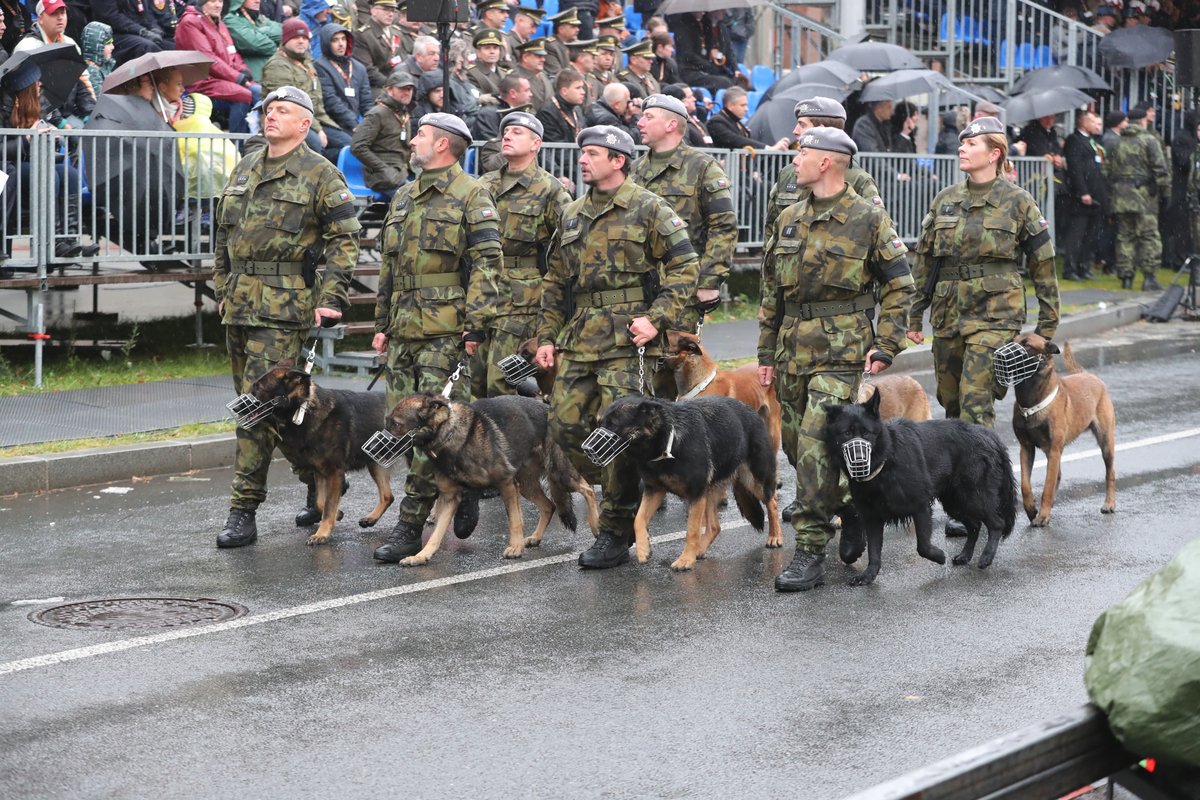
[838,507,866,565]
[780,499,799,523]
[1121,275,1134,290]
[578,530,632,569]
[295,478,348,526]
[217,508,258,548]
[774,550,826,592]
[944,519,969,538]
[1142,274,1163,291]
[453,490,481,539]
[373,518,424,562]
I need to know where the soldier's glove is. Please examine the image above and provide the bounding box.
[139,27,163,44]
[462,330,486,344]
[868,351,893,367]
[695,296,721,314]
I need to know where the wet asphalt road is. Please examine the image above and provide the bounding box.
[2,323,1199,799]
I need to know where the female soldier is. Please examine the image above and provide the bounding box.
[907,115,1060,430]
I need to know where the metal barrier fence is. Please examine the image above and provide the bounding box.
[770,4,848,75]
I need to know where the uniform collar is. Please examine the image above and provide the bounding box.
[499,163,536,193]
[641,143,687,178]
[258,142,307,182]
[582,177,636,218]
[807,184,853,224]
[416,161,463,196]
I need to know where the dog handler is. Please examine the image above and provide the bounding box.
[214,86,360,548]
[758,127,915,592]
[371,112,504,563]
[535,125,700,569]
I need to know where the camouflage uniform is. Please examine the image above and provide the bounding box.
[1105,124,1169,281]
[474,162,572,397]
[537,177,699,536]
[763,162,884,247]
[376,161,503,527]
[909,177,1059,428]
[759,185,914,554]
[215,142,360,510]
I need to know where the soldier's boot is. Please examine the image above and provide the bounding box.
[838,507,866,565]
[578,530,632,569]
[1142,274,1163,291]
[453,490,481,539]
[945,519,969,538]
[373,518,425,562]
[217,508,258,548]
[774,551,826,592]
[295,477,349,526]
[1121,275,1134,290]
[780,499,799,523]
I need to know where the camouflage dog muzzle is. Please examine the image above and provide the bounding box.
[582,427,631,467]
[841,437,875,480]
[992,341,1042,387]
[361,430,415,467]
[227,394,281,429]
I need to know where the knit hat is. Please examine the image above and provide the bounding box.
[281,18,311,45]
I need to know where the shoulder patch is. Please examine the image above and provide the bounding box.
[237,174,249,185]
[940,202,955,214]
[782,225,797,237]
[468,207,497,223]
[565,217,579,229]
[882,235,908,259]
[871,195,883,205]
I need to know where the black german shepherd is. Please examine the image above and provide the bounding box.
[251,360,393,546]
[823,390,1016,585]
[597,395,783,572]
[385,394,599,565]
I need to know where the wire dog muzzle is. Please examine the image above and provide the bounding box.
[582,427,631,467]
[992,341,1042,387]
[497,353,539,386]
[841,437,875,480]
[361,430,415,468]
[227,394,281,429]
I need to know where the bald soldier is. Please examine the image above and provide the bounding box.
[759,127,915,592]
[535,125,700,570]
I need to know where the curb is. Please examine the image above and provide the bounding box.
[0,299,1150,497]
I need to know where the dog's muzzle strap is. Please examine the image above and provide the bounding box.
[498,353,539,386]
[993,341,1042,387]
[582,427,631,467]
[361,430,415,467]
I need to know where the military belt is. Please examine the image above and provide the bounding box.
[230,260,305,276]
[580,287,645,308]
[938,261,1017,282]
[784,293,874,320]
[503,255,540,269]
[396,273,463,291]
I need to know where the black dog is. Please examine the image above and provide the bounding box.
[824,390,1016,585]
[598,395,783,572]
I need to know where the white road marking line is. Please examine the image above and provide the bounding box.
[1023,426,1200,472]
[0,522,742,677]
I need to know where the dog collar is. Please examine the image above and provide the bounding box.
[649,426,676,461]
[854,459,886,482]
[677,370,718,401]
[1018,385,1059,418]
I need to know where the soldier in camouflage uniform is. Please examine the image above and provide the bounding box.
[214,86,360,548]
[759,128,913,592]
[371,112,504,563]
[632,93,736,397]
[475,111,573,398]
[1105,106,1169,291]
[535,125,700,570]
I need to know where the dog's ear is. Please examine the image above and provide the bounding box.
[1044,340,1060,356]
[418,395,450,423]
[681,337,701,355]
[864,387,883,417]
[823,402,842,420]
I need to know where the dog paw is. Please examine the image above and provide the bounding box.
[848,572,877,587]
[977,553,995,569]
[502,546,525,559]
[399,555,429,567]
[523,536,542,548]
[669,558,695,572]
[765,534,783,549]
[1100,504,1116,514]
[358,517,378,529]
[921,547,946,565]
[305,533,331,546]
[635,545,652,563]
[952,553,971,566]
[1031,514,1051,527]
[1024,506,1037,522]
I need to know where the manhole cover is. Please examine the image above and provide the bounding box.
[29,598,249,631]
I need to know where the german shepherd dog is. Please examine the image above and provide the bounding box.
[856,374,932,421]
[250,360,394,546]
[597,395,783,571]
[662,330,783,453]
[824,390,1016,585]
[1009,333,1117,526]
[385,394,599,566]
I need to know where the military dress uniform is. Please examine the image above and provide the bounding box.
[543,8,580,77]
[476,113,573,397]
[214,88,361,542]
[618,38,659,97]
[758,128,914,584]
[537,126,700,564]
[1105,117,1170,289]
[513,38,554,113]
[909,120,1060,429]
[375,114,503,550]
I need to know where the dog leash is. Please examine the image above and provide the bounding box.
[441,359,465,398]
[291,340,319,425]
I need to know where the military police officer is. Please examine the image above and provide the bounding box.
[371,112,504,563]
[1105,106,1169,291]
[759,127,915,592]
[214,86,361,548]
[535,125,700,569]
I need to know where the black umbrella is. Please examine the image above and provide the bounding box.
[762,60,861,103]
[827,41,924,72]
[954,84,1008,103]
[1001,86,1093,125]
[655,0,763,14]
[1099,26,1175,69]
[0,43,86,108]
[1011,65,1112,94]
[749,84,848,142]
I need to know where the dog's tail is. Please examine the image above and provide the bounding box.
[732,481,766,532]
[998,445,1017,539]
[1061,342,1084,375]
[544,438,580,532]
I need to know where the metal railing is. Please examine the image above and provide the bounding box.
[770,4,849,75]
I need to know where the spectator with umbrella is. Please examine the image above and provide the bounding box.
[13,0,95,127]
[935,109,960,154]
[708,85,786,150]
[851,98,895,153]
[1018,113,1067,245]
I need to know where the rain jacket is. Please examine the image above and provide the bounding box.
[174,3,252,103]
[314,22,371,132]
[81,21,116,96]
[224,0,282,81]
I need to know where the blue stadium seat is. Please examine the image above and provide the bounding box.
[714,88,725,109]
[745,91,761,117]
[692,86,711,103]
[1033,44,1057,67]
[625,9,642,30]
[750,65,775,92]
[337,147,387,201]
[998,41,1036,69]
[462,147,477,175]
[542,0,559,15]
[536,21,552,38]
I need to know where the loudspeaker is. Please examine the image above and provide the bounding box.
[407,0,468,24]
[1175,29,1200,87]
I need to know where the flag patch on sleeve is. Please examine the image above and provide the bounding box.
[1038,218,1048,228]
[671,217,683,227]
[338,191,350,201]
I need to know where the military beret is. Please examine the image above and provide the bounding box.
[596,14,625,29]
[386,67,416,88]
[515,37,549,56]
[1127,106,1147,121]
[258,85,315,114]
[595,34,619,50]
[548,7,580,26]
[419,111,473,141]
[622,38,654,59]
[959,115,1006,140]
[643,93,688,119]
[472,28,505,48]
[793,95,847,121]
[797,125,857,156]
[502,110,544,138]
[578,124,636,157]
[510,4,545,19]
